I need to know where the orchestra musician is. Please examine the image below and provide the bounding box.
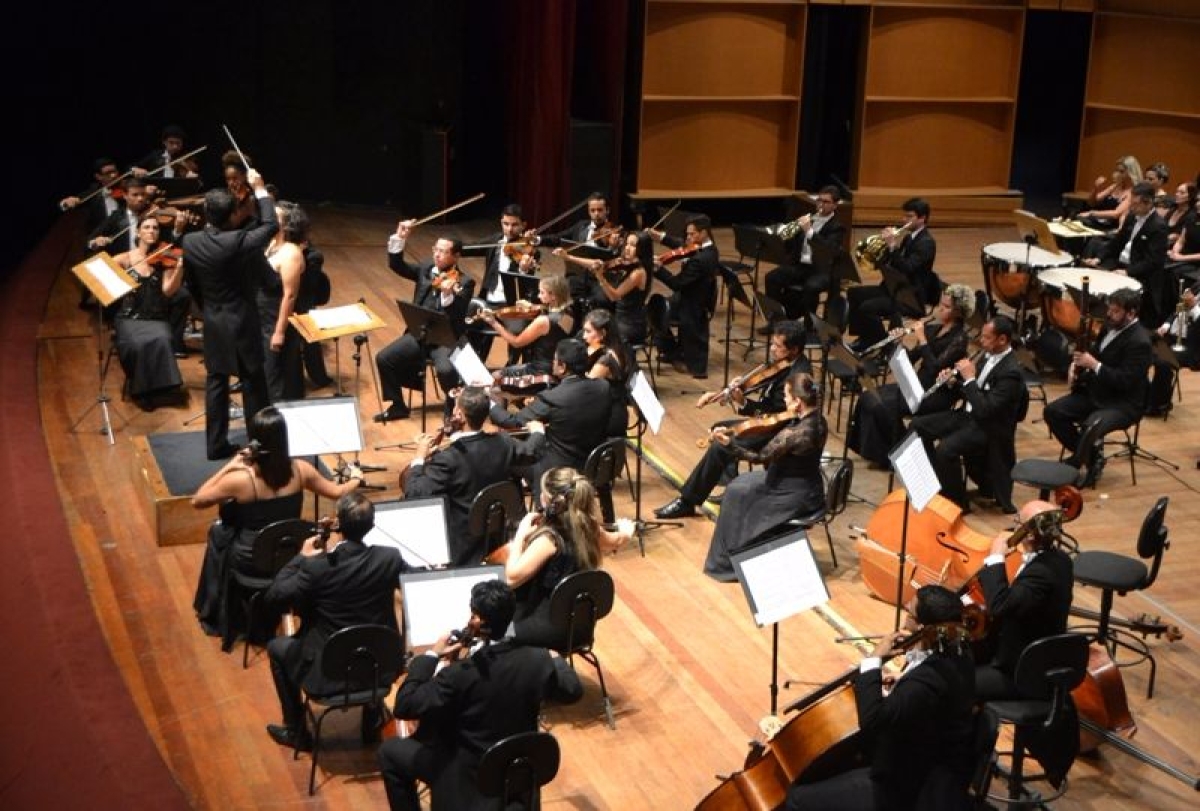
[1077,155,1141,229]
[262,492,406,753]
[132,123,199,180]
[560,229,651,345]
[535,190,620,312]
[975,499,1074,701]
[647,214,721,379]
[488,338,611,499]
[1043,287,1152,487]
[221,149,258,230]
[581,308,634,439]
[468,202,537,362]
[783,586,977,811]
[111,214,188,410]
[655,320,811,520]
[374,220,476,423]
[910,315,1026,514]
[1083,181,1171,327]
[59,157,123,233]
[377,580,583,811]
[1148,283,1200,416]
[258,201,307,401]
[181,167,278,459]
[402,386,546,566]
[500,467,633,647]
[480,274,574,378]
[847,284,973,471]
[86,176,153,255]
[702,372,828,582]
[765,185,848,319]
[848,198,940,351]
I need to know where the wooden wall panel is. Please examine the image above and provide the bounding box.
[1076,109,1200,188]
[859,104,1013,188]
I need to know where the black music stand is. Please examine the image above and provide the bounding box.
[396,300,458,431]
[627,371,681,553]
[499,269,541,303]
[717,265,754,388]
[731,224,791,355]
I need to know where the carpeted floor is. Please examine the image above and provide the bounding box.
[149,428,248,495]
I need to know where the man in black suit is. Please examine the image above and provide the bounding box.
[59,157,123,234]
[404,386,546,566]
[765,185,848,319]
[975,500,1074,700]
[262,492,406,751]
[181,168,277,459]
[648,214,721,379]
[911,315,1027,514]
[488,338,611,497]
[536,191,618,311]
[655,319,812,519]
[784,585,977,811]
[848,197,940,349]
[377,580,582,811]
[1044,287,1152,485]
[374,221,477,423]
[467,203,537,363]
[1085,181,1171,327]
[131,124,199,180]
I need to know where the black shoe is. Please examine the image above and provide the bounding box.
[207,443,238,460]
[671,360,690,374]
[654,497,696,519]
[267,723,313,752]
[361,703,384,744]
[706,493,723,505]
[999,501,1019,515]
[1081,455,1106,488]
[373,403,410,423]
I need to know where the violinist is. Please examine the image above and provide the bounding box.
[60,157,122,232]
[975,499,1074,701]
[646,213,721,378]
[656,320,810,520]
[764,185,848,319]
[561,230,651,345]
[480,274,574,379]
[132,124,200,181]
[581,309,633,438]
[784,585,976,811]
[469,203,538,362]
[377,580,582,811]
[258,201,308,401]
[702,372,827,581]
[374,220,476,423]
[847,284,972,471]
[402,386,546,566]
[87,176,153,255]
[535,191,620,311]
[111,214,187,410]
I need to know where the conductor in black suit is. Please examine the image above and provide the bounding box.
[1043,287,1152,485]
[374,220,477,423]
[403,386,546,566]
[262,492,406,751]
[765,185,848,318]
[784,585,977,811]
[377,579,582,811]
[975,500,1074,700]
[181,168,277,459]
[911,315,1027,513]
[1084,181,1171,327]
[647,214,721,379]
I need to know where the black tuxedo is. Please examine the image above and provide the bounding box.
[976,546,1074,699]
[540,219,613,309]
[785,653,976,811]
[766,217,849,318]
[911,351,1027,510]
[652,239,720,376]
[263,540,405,728]
[403,431,546,565]
[1044,321,1152,463]
[379,640,582,811]
[181,193,278,456]
[87,206,141,255]
[849,228,939,346]
[1099,213,1170,325]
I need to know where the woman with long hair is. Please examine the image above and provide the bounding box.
[582,308,634,437]
[482,274,574,378]
[501,466,633,647]
[192,405,361,648]
[1079,155,1142,228]
[561,230,652,345]
[259,201,307,400]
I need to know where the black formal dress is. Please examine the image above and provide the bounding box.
[263,539,406,731]
[910,350,1027,511]
[539,219,614,311]
[257,249,306,401]
[652,238,720,377]
[511,530,582,649]
[589,347,633,438]
[1097,213,1171,327]
[704,409,828,581]
[113,265,183,398]
[848,228,939,346]
[765,216,848,318]
[296,245,333,387]
[847,322,969,467]
[378,640,583,811]
[1044,321,1152,464]
[608,267,649,345]
[181,193,278,457]
[403,431,546,566]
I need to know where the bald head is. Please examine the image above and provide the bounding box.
[1017,499,1063,550]
[1019,499,1057,524]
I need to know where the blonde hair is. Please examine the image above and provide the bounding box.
[538,467,604,569]
[541,275,570,307]
[1117,155,1143,184]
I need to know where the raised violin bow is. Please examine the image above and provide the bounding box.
[411,192,486,227]
[532,195,590,235]
[71,168,136,207]
[144,144,208,178]
[647,200,682,233]
[125,242,178,274]
[221,124,253,172]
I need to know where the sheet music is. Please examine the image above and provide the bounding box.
[888,432,941,512]
[275,397,363,456]
[86,256,135,300]
[889,346,924,413]
[450,344,494,387]
[309,304,374,330]
[733,532,828,627]
[365,498,451,569]
[629,371,664,433]
[400,566,504,648]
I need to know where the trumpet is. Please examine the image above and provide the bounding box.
[854,221,912,275]
[1172,279,1189,352]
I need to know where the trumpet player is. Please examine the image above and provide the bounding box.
[848,198,940,352]
[1147,283,1200,415]
[764,186,846,319]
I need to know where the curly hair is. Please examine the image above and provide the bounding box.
[943,283,975,323]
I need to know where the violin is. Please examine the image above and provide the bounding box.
[495,371,557,395]
[484,511,543,566]
[696,411,793,449]
[701,359,791,408]
[502,238,537,262]
[434,266,465,294]
[595,256,640,282]
[465,301,544,325]
[314,515,337,551]
[146,246,183,272]
[397,416,465,494]
[657,243,700,265]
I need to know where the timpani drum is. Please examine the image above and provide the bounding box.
[980,242,1073,310]
[1038,267,1142,337]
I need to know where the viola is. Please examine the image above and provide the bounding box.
[496,372,556,395]
[702,359,791,408]
[657,243,700,265]
[314,515,337,551]
[696,411,793,449]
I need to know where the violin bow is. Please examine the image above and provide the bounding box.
[144,144,208,178]
[221,124,253,172]
[412,193,486,227]
[74,168,136,206]
[532,195,590,235]
[647,200,682,233]
[124,242,177,274]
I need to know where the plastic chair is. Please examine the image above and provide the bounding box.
[547,570,616,729]
[476,731,561,811]
[231,518,315,668]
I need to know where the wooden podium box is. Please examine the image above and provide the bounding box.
[131,435,211,547]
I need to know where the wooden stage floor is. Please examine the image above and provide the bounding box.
[37,208,1200,808]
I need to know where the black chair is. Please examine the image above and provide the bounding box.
[1072,496,1169,698]
[476,731,561,811]
[583,437,630,525]
[645,293,669,379]
[466,481,527,564]
[1011,416,1104,497]
[230,518,315,668]
[915,705,1001,810]
[790,457,853,567]
[547,570,616,729]
[985,633,1089,807]
[301,624,405,795]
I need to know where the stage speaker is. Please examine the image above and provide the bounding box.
[569,119,613,202]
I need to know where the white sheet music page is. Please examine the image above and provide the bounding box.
[889,432,941,512]
[450,344,494,387]
[629,371,664,434]
[401,567,503,648]
[275,397,363,456]
[86,255,135,301]
[309,304,373,330]
[736,536,828,627]
[889,346,924,414]
[365,500,451,569]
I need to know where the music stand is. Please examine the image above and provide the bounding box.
[717,265,754,387]
[886,432,941,630]
[732,224,791,354]
[275,395,386,498]
[499,268,541,304]
[730,528,829,717]
[366,497,453,570]
[397,300,458,431]
[627,370,679,552]
[399,565,504,649]
[69,252,134,444]
[291,301,387,398]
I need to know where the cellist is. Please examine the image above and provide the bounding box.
[784,585,977,811]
